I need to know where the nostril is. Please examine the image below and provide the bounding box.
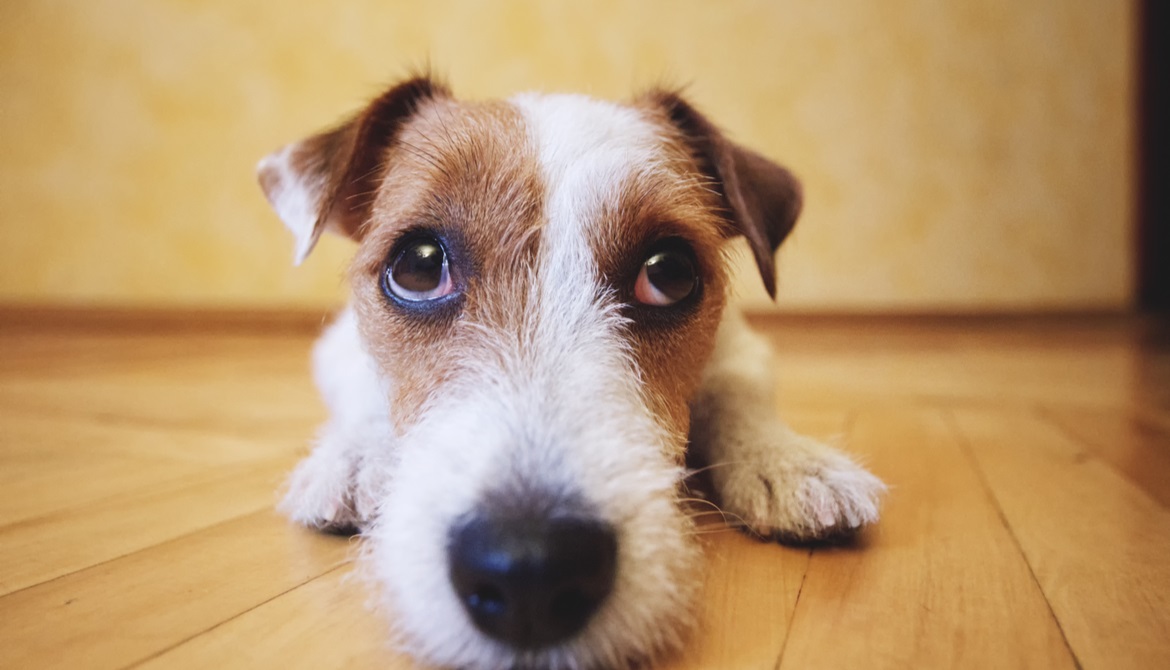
[448,515,617,649]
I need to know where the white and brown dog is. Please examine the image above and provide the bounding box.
[257,76,884,669]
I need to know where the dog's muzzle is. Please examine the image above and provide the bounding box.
[448,513,618,649]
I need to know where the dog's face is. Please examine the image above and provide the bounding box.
[258,77,800,669]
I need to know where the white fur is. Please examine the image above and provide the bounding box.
[277,93,885,669]
[689,311,886,540]
[278,308,395,529]
[256,146,325,265]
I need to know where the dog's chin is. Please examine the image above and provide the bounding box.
[359,396,703,669]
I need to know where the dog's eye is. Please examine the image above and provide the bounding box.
[383,236,454,302]
[634,244,698,307]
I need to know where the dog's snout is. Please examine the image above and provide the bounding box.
[448,515,617,649]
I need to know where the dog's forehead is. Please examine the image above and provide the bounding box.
[507,93,724,296]
[508,93,669,190]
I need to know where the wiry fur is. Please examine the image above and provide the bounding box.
[259,80,885,670]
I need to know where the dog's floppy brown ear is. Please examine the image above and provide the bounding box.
[645,90,802,298]
[256,76,450,264]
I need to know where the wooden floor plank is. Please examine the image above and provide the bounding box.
[0,410,305,469]
[132,566,417,670]
[0,377,321,448]
[662,534,808,670]
[950,408,1170,669]
[0,449,207,527]
[773,335,1140,409]
[0,510,351,670]
[1039,404,1170,507]
[0,458,293,596]
[779,408,1076,669]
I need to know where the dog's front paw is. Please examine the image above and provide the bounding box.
[714,435,886,543]
[280,417,395,533]
[279,445,364,533]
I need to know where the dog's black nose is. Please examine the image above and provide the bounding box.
[448,515,618,649]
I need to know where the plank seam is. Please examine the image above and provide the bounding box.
[0,457,291,536]
[0,507,275,601]
[772,548,812,670]
[120,561,353,670]
[775,409,855,670]
[941,407,1084,670]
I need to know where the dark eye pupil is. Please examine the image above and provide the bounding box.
[391,240,444,292]
[645,251,696,302]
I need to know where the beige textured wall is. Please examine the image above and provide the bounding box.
[0,0,1135,311]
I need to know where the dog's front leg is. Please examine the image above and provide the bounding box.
[689,311,885,542]
[280,308,396,533]
[280,416,394,532]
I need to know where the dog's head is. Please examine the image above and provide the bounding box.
[258,76,801,669]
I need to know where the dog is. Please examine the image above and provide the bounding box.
[256,75,885,670]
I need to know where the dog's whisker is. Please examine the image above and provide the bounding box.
[675,495,722,509]
[678,460,755,480]
[684,508,753,529]
[684,526,747,537]
[675,492,757,527]
[684,511,741,523]
[676,496,755,529]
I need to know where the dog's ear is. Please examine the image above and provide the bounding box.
[644,90,802,299]
[256,76,450,264]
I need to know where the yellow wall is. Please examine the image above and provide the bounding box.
[0,0,1136,311]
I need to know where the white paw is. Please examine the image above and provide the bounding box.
[279,445,364,532]
[714,437,886,542]
[278,422,394,533]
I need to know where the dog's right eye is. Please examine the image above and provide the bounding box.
[634,241,698,307]
[383,236,454,302]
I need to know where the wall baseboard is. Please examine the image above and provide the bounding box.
[0,303,1143,333]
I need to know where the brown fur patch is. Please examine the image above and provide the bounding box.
[349,97,544,431]
[637,90,803,299]
[257,77,450,245]
[583,117,731,454]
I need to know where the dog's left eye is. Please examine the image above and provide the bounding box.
[634,243,698,307]
[383,236,454,302]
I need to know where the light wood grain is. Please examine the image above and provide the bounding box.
[1,313,1167,669]
[0,511,352,670]
[0,457,294,595]
[0,447,205,526]
[779,408,1076,669]
[133,565,415,670]
[950,407,1170,669]
[1039,404,1170,507]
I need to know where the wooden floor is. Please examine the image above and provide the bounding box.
[1,312,1168,669]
